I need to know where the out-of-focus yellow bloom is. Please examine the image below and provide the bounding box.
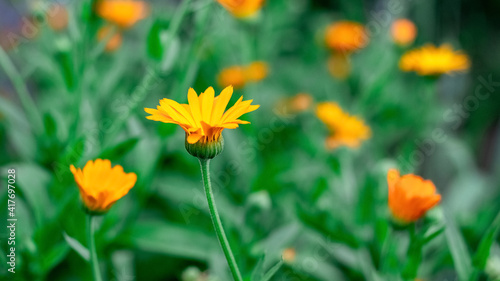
[387,169,441,223]
[218,62,269,89]
[391,19,417,46]
[96,0,149,28]
[47,4,69,31]
[327,53,351,79]
[282,248,296,263]
[316,102,370,150]
[97,25,123,52]
[217,0,265,18]
[145,86,259,145]
[325,21,368,53]
[70,159,137,213]
[399,44,470,76]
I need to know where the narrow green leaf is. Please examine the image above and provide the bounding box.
[472,211,500,270]
[444,211,473,281]
[63,232,89,261]
[261,260,283,281]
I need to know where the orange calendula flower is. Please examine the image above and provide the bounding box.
[244,61,268,82]
[391,19,417,46]
[387,169,441,223]
[325,21,368,53]
[399,44,470,76]
[218,62,269,89]
[218,66,247,89]
[70,159,137,213]
[96,0,149,28]
[217,0,265,18]
[145,86,259,157]
[316,102,370,150]
[97,25,123,52]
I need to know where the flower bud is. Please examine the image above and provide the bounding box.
[185,135,224,159]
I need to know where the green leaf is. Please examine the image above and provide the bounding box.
[261,260,283,281]
[121,220,218,261]
[63,232,89,261]
[147,20,170,61]
[444,211,473,281]
[472,211,500,270]
[98,138,139,161]
[44,113,57,138]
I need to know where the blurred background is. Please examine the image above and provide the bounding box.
[0,0,499,280]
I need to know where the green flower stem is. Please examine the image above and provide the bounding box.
[199,159,243,281]
[87,215,103,281]
[402,224,423,279]
[0,46,43,134]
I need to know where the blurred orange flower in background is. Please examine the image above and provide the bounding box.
[391,19,417,46]
[70,159,137,213]
[316,102,371,150]
[217,0,265,18]
[399,44,470,76]
[218,61,269,89]
[97,25,122,52]
[144,86,259,144]
[387,169,441,223]
[276,93,313,116]
[96,0,149,28]
[46,4,69,31]
[325,21,368,53]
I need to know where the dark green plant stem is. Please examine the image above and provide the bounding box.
[402,224,423,279]
[87,215,102,281]
[199,159,243,281]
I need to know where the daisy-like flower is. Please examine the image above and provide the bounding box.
[96,0,149,29]
[391,19,417,46]
[217,61,269,89]
[387,169,441,223]
[70,159,137,213]
[316,102,371,150]
[325,21,368,53]
[145,86,259,159]
[399,44,470,76]
[217,0,265,18]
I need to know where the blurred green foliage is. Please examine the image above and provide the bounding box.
[0,0,500,280]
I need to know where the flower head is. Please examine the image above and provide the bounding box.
[70,159,137,213]
[391,19,417,46]
[217,61,268,89]
[217,0,265,18]
[96,0,149,28]
[387,169,441,223]
[316,102,370,150]
[325,21,368,53]
[399,44,470,76]
[145,86,259,158]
